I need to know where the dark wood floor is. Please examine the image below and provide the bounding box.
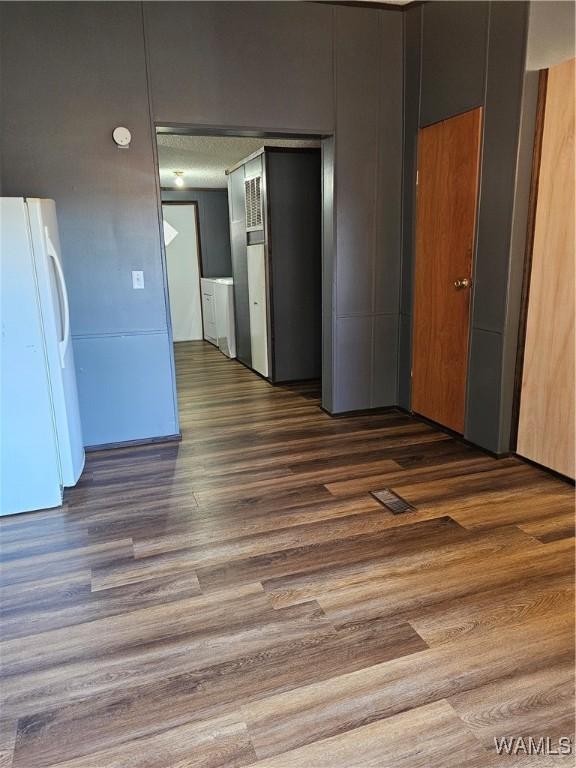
[1,340,574,767]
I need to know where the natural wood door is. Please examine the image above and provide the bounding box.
[412,108,483,433]
[517,58,575,478]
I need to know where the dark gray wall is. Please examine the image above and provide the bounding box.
[0,2,178,447]
[143,2,334,134]
[467,1,529,453]
[0,1,404,447]
[400,1,530,454]
[398,5,422,410]
[146,2,404,413]
[419,2,489,127]
[161,189,232,277]
[2,1,534,452]
[267,150,322,383]
[332,7,403,411]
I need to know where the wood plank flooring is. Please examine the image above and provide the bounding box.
[1,340,574,767]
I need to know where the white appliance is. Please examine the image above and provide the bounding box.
[200,277,218,345]
[246,244,269,377]
[213,278,236,358]
[1,197,85,516]
[201,277,236,358]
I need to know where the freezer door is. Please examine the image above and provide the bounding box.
[27,198,85,486]
[0,197,63,514]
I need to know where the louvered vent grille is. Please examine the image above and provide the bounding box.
[245,176,263,231]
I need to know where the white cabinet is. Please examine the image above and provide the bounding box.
[213,278,236,358]
[200,279,217,345]
[246,244,269,377]
[201,277,236,358]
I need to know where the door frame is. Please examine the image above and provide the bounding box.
[152,124,331,427]
[510,69,548,451]
[411,107,484,434]
[161,200,205,341]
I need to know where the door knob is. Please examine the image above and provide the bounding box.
[454,277,471,290]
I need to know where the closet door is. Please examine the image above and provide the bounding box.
[517,58,575,478]
[247,244,269,377]
[412,108,483,433]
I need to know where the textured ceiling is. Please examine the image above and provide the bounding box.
[157,134,321,189]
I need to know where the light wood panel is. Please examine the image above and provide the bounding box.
[0,341,573,767]
[517,58,575,478]
[412,108,483,433]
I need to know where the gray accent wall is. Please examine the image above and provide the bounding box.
[266,149,322,383]
[400,1,531,454]
[1,1,542,453]
[0,0,404,445]
[143,3,334,134]
[419,2,489,128]
[146,2,404,413]
[399,5,422,410]
[161,189,232,278]
[467,1,529,453]
[0,2,179,447]
[332,7,403,411]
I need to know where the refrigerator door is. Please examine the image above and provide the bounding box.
[26,198,85,486]
[0,198,63,515]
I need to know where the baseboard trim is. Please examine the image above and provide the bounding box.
[513,453,575,485]
[85,433,182,453]
[397,408,511,459]
[320,405,401,418]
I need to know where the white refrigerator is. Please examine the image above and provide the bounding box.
[1,197,85,516]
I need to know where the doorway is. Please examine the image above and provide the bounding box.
[162,202,203,342]
[155,130,325,424]
[411,107,483,434]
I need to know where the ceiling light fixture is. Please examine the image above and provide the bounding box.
[174,171,185,188]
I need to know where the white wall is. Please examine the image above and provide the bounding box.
[162,204,203,342]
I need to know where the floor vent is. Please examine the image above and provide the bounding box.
[370,488,415,514]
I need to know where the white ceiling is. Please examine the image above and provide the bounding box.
[157,134,321,189]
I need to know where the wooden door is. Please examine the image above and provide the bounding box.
[412,108,483,433]
[517,58,575,478]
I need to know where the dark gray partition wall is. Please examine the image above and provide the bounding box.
[419,2,489,128]
[332,7,403,411]
[265,149,322,383]
[400,1,531,454]
[145,2,404,413]
[0,1,404,444]
[161,190,232,278]
[398,6,422,410]
[0,2,179,447]
[0,1,544,453]
[467,2,530,453]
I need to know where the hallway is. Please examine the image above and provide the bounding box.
[0,341,574,767]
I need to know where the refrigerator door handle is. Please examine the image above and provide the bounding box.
[44,226,70,367]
